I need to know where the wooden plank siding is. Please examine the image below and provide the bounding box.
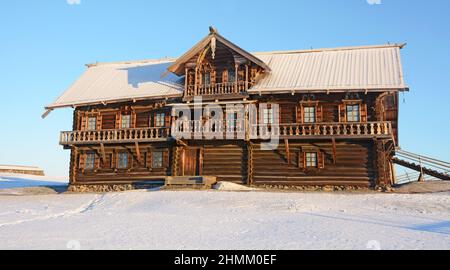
[251,140,376,187]
[201,143,247,184]
[73,143,172,185]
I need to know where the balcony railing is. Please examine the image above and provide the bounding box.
[171,121,393,140]
[250,122,393,139]
[60,127,170,145]
[172,120,246,140]
[186,81,248,97]
[60,122,393,146]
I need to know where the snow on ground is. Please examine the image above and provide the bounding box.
[213,181,258,191]
[0,173,68,190]
[0,189,449,250]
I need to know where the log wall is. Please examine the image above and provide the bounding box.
[251,140,376,187]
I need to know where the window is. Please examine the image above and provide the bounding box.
[85,152,95,170]
[228,69,235,82]
[118,153,128,169]
[305,152,318,168]
[87,117,97,131]
[152,151,164,168]
[203,73,211,85]
[263,108,274,125]
[121,115,131,129]
[228,112,238,131]
[346,104,360,122]
[303,106,316,123]
[155,113,166,127]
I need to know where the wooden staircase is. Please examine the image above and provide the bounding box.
[393,149,450,182]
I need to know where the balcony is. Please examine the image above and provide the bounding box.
[60,127,170,146]
[185,81,248,99]
[171,121,394,140]
[250,122,393,140]
[60,122,394,146]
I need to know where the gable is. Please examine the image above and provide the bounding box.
[168,27,271,76]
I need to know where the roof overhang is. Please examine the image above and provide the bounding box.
[42,93,183,118]
[248,86,410,96]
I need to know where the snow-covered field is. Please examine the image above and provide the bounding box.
[0,173,67,189]
[0,187,449,250]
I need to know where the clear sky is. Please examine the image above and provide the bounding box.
[0,0,449,177]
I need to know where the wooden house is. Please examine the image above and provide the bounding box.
[45,28,408,189]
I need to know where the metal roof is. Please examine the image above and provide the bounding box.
[45,44,407,110]
[250,44,408,93]
[46,59,183,110]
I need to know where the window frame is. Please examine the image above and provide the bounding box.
[85,152,96,170]
[203,73,211,85]
[152,151,164,169]
[305,152,318,168]
[117,152,128,169]
[263,108,274,125]
[303,106,316,123]
[346,104,361,122]
[228,68,236,83]
[87,116,97,131]
[155,113,166,127]
[121,114,132,129]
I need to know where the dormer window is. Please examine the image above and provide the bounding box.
[228,68,235,82]
[202,73,211,85]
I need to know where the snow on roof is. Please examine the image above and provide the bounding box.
[46,58,184,109]
[46,44,407,110]
[250,44,408,93]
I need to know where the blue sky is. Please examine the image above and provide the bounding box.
[0,0,449,177]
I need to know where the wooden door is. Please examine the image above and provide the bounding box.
[183,148,201,176]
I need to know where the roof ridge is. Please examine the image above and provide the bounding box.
[85,43,406,68]
[252,43,407,55]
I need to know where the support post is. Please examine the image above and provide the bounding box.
[100,143,106,162]
[135,142,142,164]
[285,139,291,165]
[235,64,239,93]
[247,142,254,186]
[332,138,337,165]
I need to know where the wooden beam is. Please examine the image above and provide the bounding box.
[332,138,337,165]
[247,142,254,185]
[135,142,142,164]
[100,143,106,162]
[181,148,186,176]
[176,139,188,147]
[284,139,291,165]
[41,109,53,119]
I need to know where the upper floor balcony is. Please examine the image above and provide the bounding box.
[60,127,170,146]
[184,81,250,101]
[59,121,393,147]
